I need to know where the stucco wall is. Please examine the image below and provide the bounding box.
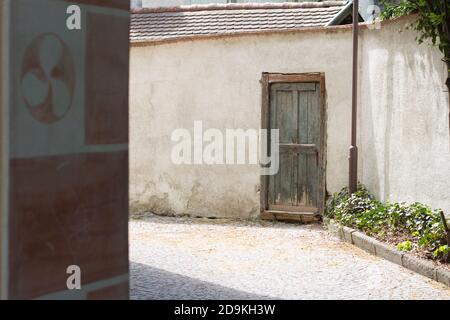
[358,18,450,215]
[142,0,185,7]
[130,28,353,218]
[130,16,450,218]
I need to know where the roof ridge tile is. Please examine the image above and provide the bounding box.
[131,1,347,14]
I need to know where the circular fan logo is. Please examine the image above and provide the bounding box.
[21,33,75,123]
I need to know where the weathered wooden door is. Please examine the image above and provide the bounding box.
[268,82,322,213]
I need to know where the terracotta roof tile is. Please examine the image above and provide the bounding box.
[131,1,347,42]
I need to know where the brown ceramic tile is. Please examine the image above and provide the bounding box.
[9,151,128,299]
[131,2,346,42]
[87,282,129,300]
[85,13,129,145]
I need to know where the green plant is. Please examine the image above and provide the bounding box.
[327,185,385,235]
[327,185,386,236]
[326,185,448,261]
[433,245,449,259]
[396,240,413,251]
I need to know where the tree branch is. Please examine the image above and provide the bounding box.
[442,0,450,49]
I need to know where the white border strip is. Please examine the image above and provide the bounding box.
[35,274,129,300]
[0,0,10,301]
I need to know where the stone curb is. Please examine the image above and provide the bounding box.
[324,218,450,288]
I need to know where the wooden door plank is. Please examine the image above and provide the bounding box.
[266,77,324,216]
[261,73,326,218]
[306,88,320,207]
[270,87,299,207]
[297,88,309,207]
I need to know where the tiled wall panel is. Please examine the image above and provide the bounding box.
[4,0,129,300]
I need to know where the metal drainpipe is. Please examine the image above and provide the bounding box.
[348,0,359,194]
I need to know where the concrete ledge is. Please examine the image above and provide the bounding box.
[342,226,355,244]
[352,231,376,255]
[325,219,450,288]
[375,241,404,266]
[402,255,437,280]
[325,219,355,243]
[325,218,343,239]
[436,268,450,287]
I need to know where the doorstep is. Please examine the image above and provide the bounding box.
[261,210,320,223]
[324,218,450,288]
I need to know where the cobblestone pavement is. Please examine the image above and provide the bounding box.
[130,214,450,300]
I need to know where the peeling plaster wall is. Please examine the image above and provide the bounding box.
[130,16,450,218]
[130,28,353,218]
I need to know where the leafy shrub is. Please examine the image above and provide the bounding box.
[326,185,449,262]
[326,184,385,235]
[434,245,449,259]
[396,240,412,252]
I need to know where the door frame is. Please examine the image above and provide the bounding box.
[260,72,327,219]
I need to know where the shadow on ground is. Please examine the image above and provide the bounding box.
[130,262,280,300]
[130,213,323,232]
